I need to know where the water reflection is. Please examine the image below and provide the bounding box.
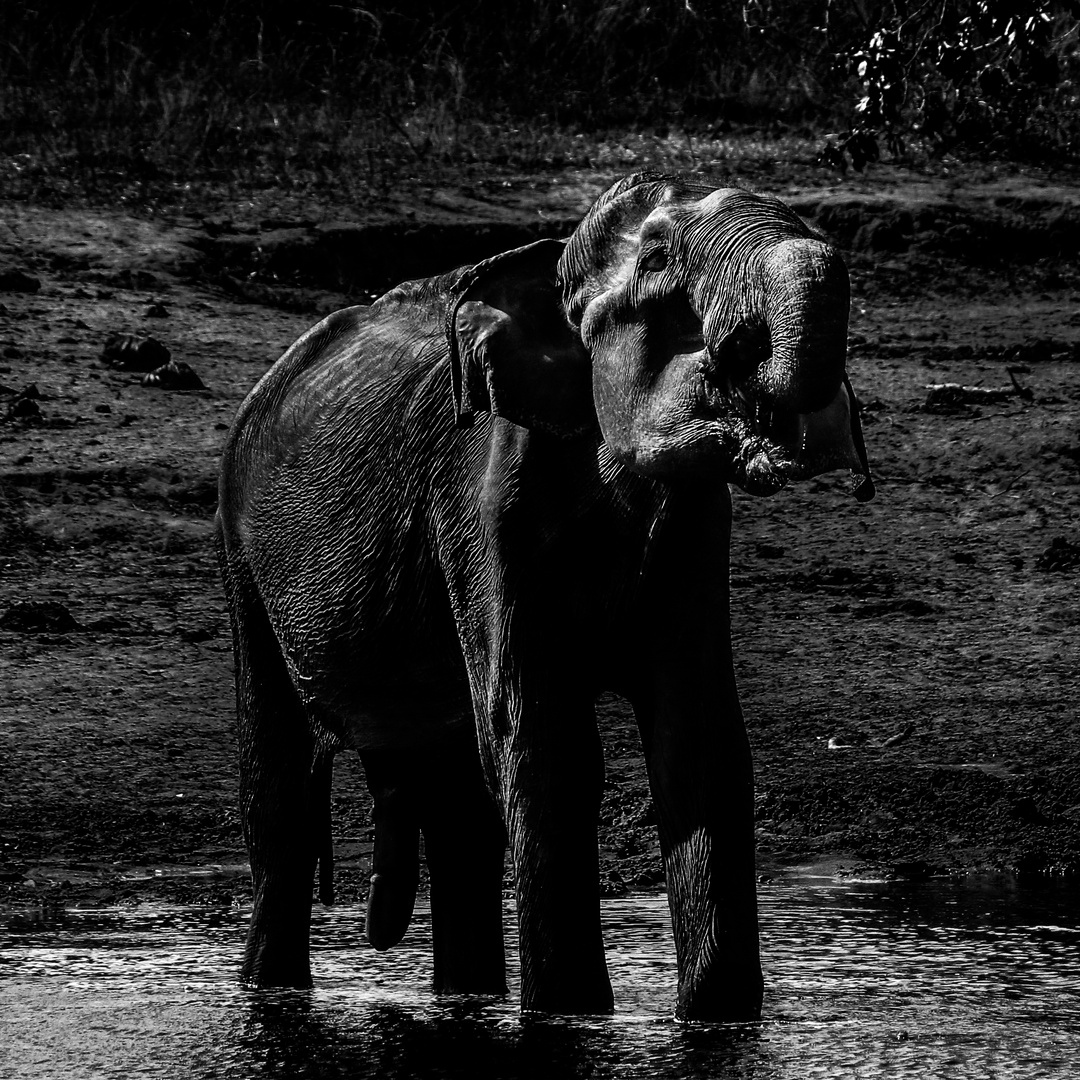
[2,878,1079,1079]
[234,993,767,1079]
[240,997,612,1079]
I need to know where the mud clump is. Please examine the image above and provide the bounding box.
[1,600,82,634]
[2,384,44,423]
[100,334,171,372]
[140,359,206,391]
[0,268,41,293]
[1036,537,1080,572]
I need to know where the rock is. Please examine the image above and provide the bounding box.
[826,729,870,750]
[0,601,81,634]
[853,215,912,253]
[2,385,44,423]
[1036,536,1080,572]
[6,396,42,422]
[109,268,159,291]
[883,723,917,748]
[925,383,1015,407]
[755,542,785,559]
[101,334,171,372]
[0,269,42,293]
[141,359,206,391]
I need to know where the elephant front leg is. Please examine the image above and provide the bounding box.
[486,700,615,1015]
[634,670,764,1022]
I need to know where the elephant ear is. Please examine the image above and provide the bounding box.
[449,238,596,437]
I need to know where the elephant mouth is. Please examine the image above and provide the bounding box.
[700,360,874,500]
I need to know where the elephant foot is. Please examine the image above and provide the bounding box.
[520,951,615,1015]
[240,933,313,989]
[431,897,507,996]
[365,870,419,950]
[241,878,316,988]
[521,978,615,1017]
[674,964,764,1023]
[433,964,508,997]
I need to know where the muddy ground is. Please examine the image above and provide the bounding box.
[2,161,1079,917]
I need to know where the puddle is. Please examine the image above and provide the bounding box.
[2,878,1079,1078]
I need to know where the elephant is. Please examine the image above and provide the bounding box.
[215,170,873,1022]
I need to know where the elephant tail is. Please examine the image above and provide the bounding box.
[313,752,335,906]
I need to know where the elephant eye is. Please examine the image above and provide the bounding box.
[640,246,669,273]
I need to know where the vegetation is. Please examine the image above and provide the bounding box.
[1,1,1077,204]
[821,0,1080,170]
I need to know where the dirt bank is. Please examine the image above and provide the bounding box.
[2,162,1079,914]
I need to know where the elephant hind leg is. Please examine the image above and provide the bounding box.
[222,558,320,988]
[419,742,508,996]
[360,748,421,951]
[358,741,509,994]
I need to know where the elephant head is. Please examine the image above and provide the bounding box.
[452,170,873,500]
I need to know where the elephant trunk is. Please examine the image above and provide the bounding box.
[750,238,850,415]
[701,235,872,498]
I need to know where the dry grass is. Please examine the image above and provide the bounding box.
[2,3,1075,210]
[0,3,842,207]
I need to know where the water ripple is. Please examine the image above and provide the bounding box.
[1,879,1079,1078]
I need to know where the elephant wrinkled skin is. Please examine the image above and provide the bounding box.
[216,171,873,1021]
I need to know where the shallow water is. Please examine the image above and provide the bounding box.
[2,877,1079,1079]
